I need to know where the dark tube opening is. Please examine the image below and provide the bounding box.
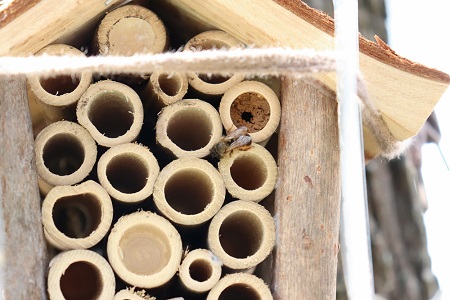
[191,40,230,84]
[230,156,267,190]
[158,74,182,97]
[43,133,85,176]
[40,75,81,96]
[219,283,260,300]
[189,259,212,282]
[106,154,148,194]
[59,261,102,300]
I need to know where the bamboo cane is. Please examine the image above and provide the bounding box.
[114,288,154,300]
[34,120,97,186]
[206,273,273,300]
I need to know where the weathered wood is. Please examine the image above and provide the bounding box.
[0,76,47,299]
[273,77,340,299]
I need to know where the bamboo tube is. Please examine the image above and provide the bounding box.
[155,99,223,158]
[114,288,154,300]
[153,158,225,226]
[47,249,116,300]
[208,200,275,271]
[97,143,159,203]
[35,120,97,186]
[207,273,273,300]
[27,44,92,122]
[179,249,222,293]
[218,143,277,202]
[42,180,113,250]
[183,30,245,95]
[219,81,281,144]
[77,80,144,148]
[107,211,183,288]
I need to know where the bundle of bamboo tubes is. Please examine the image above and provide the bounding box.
[29,4,280,299]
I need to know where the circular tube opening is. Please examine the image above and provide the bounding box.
[59,261,102,300]
[119,224,171,275]
[230,92,270,133]
[167,109,213,151]
[158,74,182,97]
[52,194,102,239]
[219,283,260,300]
[219,211,264,259]
[164,170,213,215]
[189,259,212,282]
[40,75,81,96]
[106,154,148,194]
[43,133,85,176]
[88,91,134,138]
[191,41,230,84]
[230,156,268,190]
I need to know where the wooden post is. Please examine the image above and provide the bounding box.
[0,76,47,299]
[273,76,341,299]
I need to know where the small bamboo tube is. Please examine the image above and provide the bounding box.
[179,249,222,293]
[27,44,92,122]
[153,158,226,226]
[206,273,273,300]
[155,99,223,158]
[183,30,245,95]
[219,81,281,144]
[94,4,167,56]
[114,288,154,300]
[107,211,183,288]
[47,249,116,300]
[77,80,144,148]
[42,180,113,250]
[208,200,275,270]
[218,143,277,202]
[34,120,97,186]
[97,143,159,203]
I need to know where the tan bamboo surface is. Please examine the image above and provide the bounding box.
[219,80,281,144]
[207,273,273,300]
[114,288,155,300]
[42,180,113,250]
[218,143,278,202]
[97,143,159,203]
[77,80,144,147]
[155,99,223,158]
[107,211,183,288]
[153,158,226,226]
[47,249,116,300]
[34,120,97,186]
[208,200,275,270]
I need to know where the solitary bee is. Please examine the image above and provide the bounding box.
[210,126,252,158]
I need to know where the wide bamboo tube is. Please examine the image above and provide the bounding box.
[218,143,277,202]
[47,249,115,300]
[97,143,159,203]
[153,158,225,226]
[107,211,183,288]
[77,80,144,147]
[183,30,245,95]
[27,44,92,123]
[206,273,273,300]
[156,99,223,158]
[208,200,275,270]
[219,81,281,144]
[42,180,113,250]
[35,121,97,186]
[179,249,222,293]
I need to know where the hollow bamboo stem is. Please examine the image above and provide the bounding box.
[208,200,275,270]
[206,273,273,300]
[153,158,226,226]
[155,99,223,158]
[47,249,115,300]
[107,211,183,288]
[97,143,159,203]
[114,288,154,300]
[34,120,97,186]
[77,80,144,147]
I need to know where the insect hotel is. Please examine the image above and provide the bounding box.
[0,0,449,299]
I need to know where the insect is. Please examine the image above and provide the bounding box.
[210,126,253,158]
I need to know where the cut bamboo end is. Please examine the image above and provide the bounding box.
[97,143,159,203]
[183,30,246,95]
[35,121,97,186]
[218,143,277,202]
[107,211,183,288]
[114,288,155,300]
[219,81,281,144]
[42,180,113,250]
[27,44,92,122]
[156,99,223,158]
[179,249,222,293]
[153,158,226,226]
[77,80,144,147]
[94,4,167,56]
[47,249,115,300]
[208,200,275,270]
[206,273,273,300]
